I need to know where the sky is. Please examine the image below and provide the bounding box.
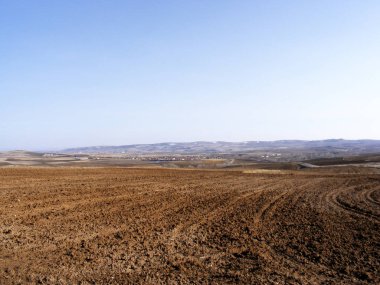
[1,0,380,150]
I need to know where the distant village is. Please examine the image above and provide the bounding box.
[43,152,225,162]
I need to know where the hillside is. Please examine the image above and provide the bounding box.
[63,139,380,156]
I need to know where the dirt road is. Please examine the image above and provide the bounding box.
[0,168,379,284]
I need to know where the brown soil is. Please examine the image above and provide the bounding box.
[0,168,379,284]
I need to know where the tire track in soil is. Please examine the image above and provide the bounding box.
[365,187,380,206]
[246,179,335,284]
[323,180,380,222]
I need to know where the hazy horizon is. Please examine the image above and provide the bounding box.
[2,1,379,150]
[2,138,380,153]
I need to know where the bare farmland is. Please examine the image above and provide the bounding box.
[0,167,379,284]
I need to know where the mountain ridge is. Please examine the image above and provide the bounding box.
[62,139,380,154]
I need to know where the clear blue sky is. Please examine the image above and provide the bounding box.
[1,0,379,150]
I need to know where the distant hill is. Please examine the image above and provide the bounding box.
[63,139,380,155]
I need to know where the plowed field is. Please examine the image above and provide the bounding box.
[0,168,379,284]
